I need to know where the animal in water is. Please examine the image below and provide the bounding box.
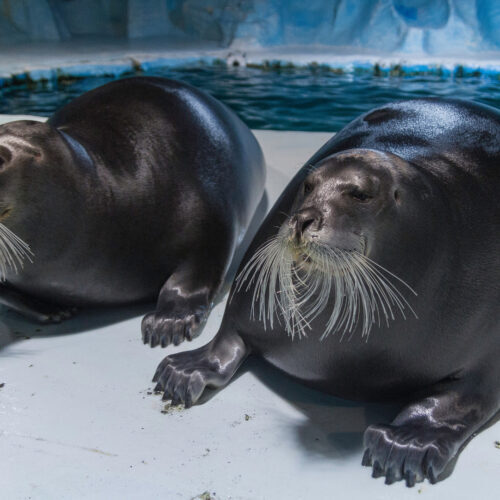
[0,76,265,347]
[152,98,500,486]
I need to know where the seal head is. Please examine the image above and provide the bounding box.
[289,149,402,255]
[236,148,421,341]
[0,121,85,283]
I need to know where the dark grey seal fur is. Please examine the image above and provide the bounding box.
[0,76,265,347]
[153,98,500,486]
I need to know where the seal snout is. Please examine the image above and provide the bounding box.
[289,207,323,242]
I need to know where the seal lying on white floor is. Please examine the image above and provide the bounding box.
[0,77,265,349]
[152,98,500,486]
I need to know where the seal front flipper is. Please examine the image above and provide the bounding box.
[0,283,77,323]
[142,259,226,347]
[362,363,500,486]
[152,329,248,407]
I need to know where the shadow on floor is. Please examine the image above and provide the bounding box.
[0,301,153,352]
[241,357,401,461]
[215,356,492,483]
[198,355,401,463]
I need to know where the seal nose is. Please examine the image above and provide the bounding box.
[290,207,323,240]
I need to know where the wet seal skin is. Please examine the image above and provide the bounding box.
[153,98,500,486]
[0,76,265,347]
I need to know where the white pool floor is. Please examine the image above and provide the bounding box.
[0,118,498,499]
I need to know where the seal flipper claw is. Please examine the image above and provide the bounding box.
[153,329,248,406]
[384,468,397,485]
[361,448,372,467]
[404,470,416,488]
[142,305,208,348]
[371,460,384,478]
[0,284,77,323]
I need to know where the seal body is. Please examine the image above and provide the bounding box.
[153,99,500,485]
[0,76,265,342]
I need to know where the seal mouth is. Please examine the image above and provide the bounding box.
[234,229,417,341]
[288,232,367,273]
[0,222,34,281]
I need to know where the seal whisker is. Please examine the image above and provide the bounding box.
[362,254,419,296]
[355,257,400,328]
[0,223,34,281]
[355,254,418,321]
[350,255,394,328]
[235,233,417,341]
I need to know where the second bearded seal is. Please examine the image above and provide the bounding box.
[0,76,265,347]
[153,98,500,486]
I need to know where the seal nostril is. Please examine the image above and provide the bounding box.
[292,210,322,238]
[301,217,315,233]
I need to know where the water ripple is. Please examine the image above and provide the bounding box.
[1,66,499,131]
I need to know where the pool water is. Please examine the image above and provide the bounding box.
[1,66,500,131]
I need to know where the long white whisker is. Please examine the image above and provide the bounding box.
[0,223,34,281]
[234,231,417,341]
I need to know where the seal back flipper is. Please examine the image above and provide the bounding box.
[0,283,76,323]
[153,328,249,407]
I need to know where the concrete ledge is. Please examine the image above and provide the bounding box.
[1,41,500,88]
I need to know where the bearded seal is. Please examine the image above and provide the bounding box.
[0,76,265,347]
[152,98,500,486]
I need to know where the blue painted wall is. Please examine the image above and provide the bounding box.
[0,0,498,55]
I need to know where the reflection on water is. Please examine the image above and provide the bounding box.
[1,66,500,131]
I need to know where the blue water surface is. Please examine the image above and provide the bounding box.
[1,66,499,131]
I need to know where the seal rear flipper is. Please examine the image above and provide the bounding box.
[152,329,249,407]
[361,364,500,486]
[0,283,77,323]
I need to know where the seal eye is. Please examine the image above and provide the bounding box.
[349,189,372,202]
[304,182,313,195]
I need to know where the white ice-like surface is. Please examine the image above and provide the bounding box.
[0,116,498,499]
[1,38,500,83]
